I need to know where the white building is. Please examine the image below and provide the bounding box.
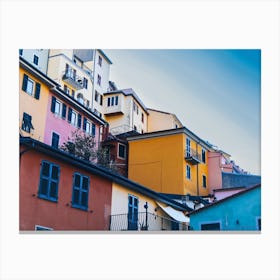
[103,88,149,135]
[19,49,49,74]
[46,49,112,118]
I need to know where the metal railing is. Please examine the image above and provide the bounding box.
[62,70,83,90]
[109,212,188,231]
[185,148,202,162]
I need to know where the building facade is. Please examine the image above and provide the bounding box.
[20,137,113,230]
[189,184,261,231]
[147,108,183,132]
[103,88,149,135]
[127,127,212,196]
[19,49,49,74]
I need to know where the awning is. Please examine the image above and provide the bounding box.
[156,202,190,224]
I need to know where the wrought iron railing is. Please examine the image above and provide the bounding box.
[185,148,202,162]
[109,212,188,231]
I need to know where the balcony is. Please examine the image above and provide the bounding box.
[104,99,124,116]
[185,148,202,165]
[109,212,188,231]
[62,69,83,90]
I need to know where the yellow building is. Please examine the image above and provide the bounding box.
[103,88,149,135]
[127,127,212,196]
[19,56,58,141]
[147,108,183,132]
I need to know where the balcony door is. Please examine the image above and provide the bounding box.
[128,195,138,230]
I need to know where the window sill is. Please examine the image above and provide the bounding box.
[71,204,88,212]
[37,195,58,203]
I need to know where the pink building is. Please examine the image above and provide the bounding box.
[212,186,246,201]
[43,86,108,150]
[208,150,233,193]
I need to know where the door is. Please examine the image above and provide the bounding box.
[128,195,138,230]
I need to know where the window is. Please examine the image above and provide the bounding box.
[257,218,261,230]
[186,165,191,180]
[51,132,60,149]
[98,55,102,67]
[77,93,84,105]
[91,124,96,136]
[186,138,191,157]
[118,143,126,159]
[133,102,136,111]
[19,49,23,55]
[201,223,220,230]
[95,91,99,102]
[54,99,61,115]
[111,96,115,106]
[64,85,70,95]
[71,89,75,98]
[86,100,90,108]
[100,95,103,106]
[97,74,101,86]
[21,112,34,133]
[141,113,144,123]
[33,55,39,65]
[72,173,89,210]
[35,225,53,231]
[115,96,118,106]
[107,97,110,107]
[83,117,91,134]
[128,195,138,230]
[202,175,207,188]
[38,161,60,202]
[134,125,137,132]
[83,78,88,89]
[202,149,206,163]
[70,111,77,126]
[22,74,41,99]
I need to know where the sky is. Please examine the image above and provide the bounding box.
[103,49,261,175]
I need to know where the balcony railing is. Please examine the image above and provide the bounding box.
[62,70,83,90]
[185,148,202,165]
[109,212,188,231]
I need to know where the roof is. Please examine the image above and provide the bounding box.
[187,184,261,216]
[20,137,189,212]
[97,49,113,64]
[103,88,149,113]
[126,127,213,150]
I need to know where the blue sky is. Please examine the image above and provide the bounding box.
[104,49,261,175]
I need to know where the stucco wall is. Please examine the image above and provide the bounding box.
[19,67,49,141]
[20,146,112,230]
[189,186,261,230]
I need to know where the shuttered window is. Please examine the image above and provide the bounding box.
[38,161,60,202]
[72,173,89,211]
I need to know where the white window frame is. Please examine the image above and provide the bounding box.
[54,99,61,115]
[85,120,91,134]
[26,77,34,95]
[71,110,77,126]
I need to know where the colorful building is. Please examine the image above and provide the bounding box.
[127,127,212,196]
[47,49,112,118]
[20,55,108,151]
[20,137,113,230]
[19,56,58,141]
[147,108,183,132]
[103,88,149,135]
[20,137,190,231]
[188,184,261,231]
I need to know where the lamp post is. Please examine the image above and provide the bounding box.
[144,202,148,230]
